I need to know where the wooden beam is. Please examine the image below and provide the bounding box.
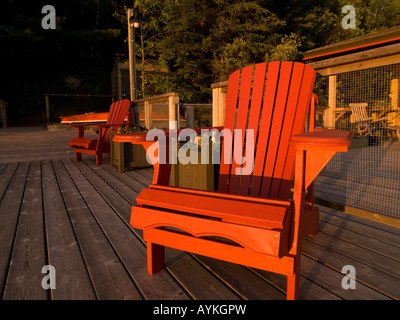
[314,53,400,76]
[303,25,400,60]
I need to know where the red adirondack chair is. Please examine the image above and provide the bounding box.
[68,99,131,165]
[114,62,352,299]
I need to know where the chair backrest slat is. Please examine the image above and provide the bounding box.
[218,69,241,193]
[277,63,317,199]
[268,62,305,199]
[259,61,294,198]
[228,65,254,194]
[249,61,280,197]
[239,62,268,196]
[104,99,131,144]
[217,61,316,200]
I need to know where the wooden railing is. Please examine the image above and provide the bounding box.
[211,80,228,127]
[133,92,180,129]
[181,104,212,128]
[133,93,213,129]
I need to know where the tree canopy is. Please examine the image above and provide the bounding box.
[1,0,400,125]
[116,0,400,102]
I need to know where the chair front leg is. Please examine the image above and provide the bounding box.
[287,148,306,300]
[147,241,165,274]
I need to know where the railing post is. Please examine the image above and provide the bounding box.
[186,105,195,128]
[169,95,180,129]
[45,95,50,124]
[212,82,227,127]
[325,75,336,129]
[144,100,151,129]
[390,78,399,126]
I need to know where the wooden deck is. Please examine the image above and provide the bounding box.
[1,128,400,300]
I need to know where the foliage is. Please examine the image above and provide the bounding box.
[266,33,302,62]
[209,0,284,81]
[0,0,123,125]
[117,125,147,133]
[2,0,400,125]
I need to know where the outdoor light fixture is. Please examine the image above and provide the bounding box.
[129,16,143,29]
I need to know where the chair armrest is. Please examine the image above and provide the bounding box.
[70,123,128,128]
[290,129,353,194]
[112,126,225,144]
[290,129,353,152]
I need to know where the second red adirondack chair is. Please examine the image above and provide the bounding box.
[68,99,131,165]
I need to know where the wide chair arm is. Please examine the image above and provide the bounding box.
[290,129,353,189]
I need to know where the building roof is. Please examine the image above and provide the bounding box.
[303,25,400,62]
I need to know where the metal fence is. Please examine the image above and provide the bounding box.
[314,64,400,219]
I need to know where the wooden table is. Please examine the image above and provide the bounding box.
[61,112,131,124]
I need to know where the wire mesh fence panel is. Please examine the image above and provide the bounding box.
[314,64,400,219]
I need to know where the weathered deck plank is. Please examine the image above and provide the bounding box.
[0,162,29,297]
[52,160,143,300]
[2,162,47,300]
[0,163,18,203]
[42,160,96,299]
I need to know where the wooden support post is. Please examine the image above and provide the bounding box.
[212,85,227,127]
[0,99,7,128]
[390,78,399,126]
[325,75,337,129]
[186,105,195,128]
[218,89,226,127]
[45,95,50,125]
[212,87,220,127]
[169,95,180,129]
[144,100,151,129]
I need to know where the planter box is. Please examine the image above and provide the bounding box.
[110,132,150,173]
[170,147,216,191]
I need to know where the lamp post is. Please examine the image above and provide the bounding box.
[127,9,143,127]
